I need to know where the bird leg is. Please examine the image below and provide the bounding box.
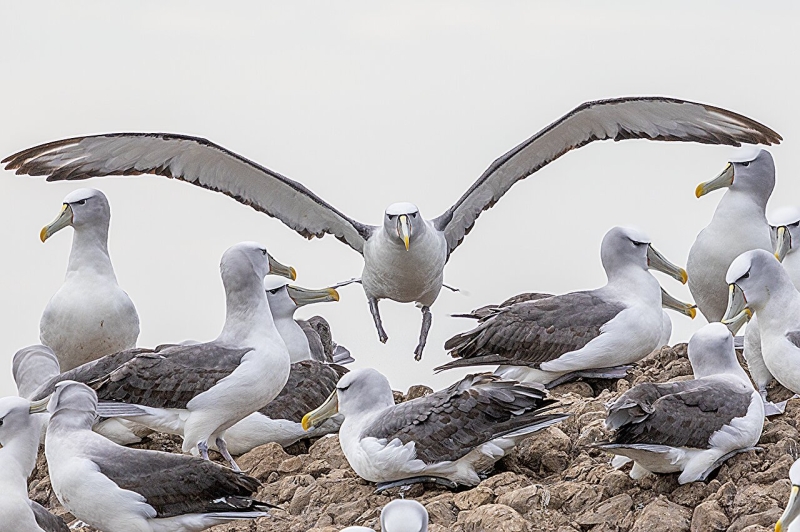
[414,306,432,361]
[368,297,388,343]
[216,437,242,472]
[198,440,210,461]
[374,475,458,493]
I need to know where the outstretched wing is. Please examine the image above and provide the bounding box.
[3,133,375,253]
[434,97,781,255]
[363,373,561,464]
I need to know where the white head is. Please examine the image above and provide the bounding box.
[0,396,45,447]
[384,202,423,251]
[301,368,394,430]
[263,277,339,319]
[722,249,792,332]
[381,499,429,532]
[687,323,738,379]
[12,345,60,400]
[777,459,800,532]
[40,188,111,242]
[600,226,687,284]
[220,242,296,291]
[695,149,775,206]
[770,206,800,262]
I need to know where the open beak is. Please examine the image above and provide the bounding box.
[287,285,340,307]
[267,254,297,281]
[661,288,696,319]
[776,226,792,262]
[696,163,735,198]
[647,245,688,284]
[398,215,410,251]
[40,204,73,242]
[301,390,339,431]
[777,485,800,532]
[721,284,752,335]
[29,395,50,414]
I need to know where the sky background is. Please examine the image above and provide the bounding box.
[0,1,797,396]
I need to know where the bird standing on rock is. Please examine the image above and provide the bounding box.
[3,97,781,359]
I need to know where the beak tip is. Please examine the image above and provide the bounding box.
[695,184,704,198]
[289,267,297,281]
[689,307,697,319]
[39,227,48,243]
[680,269,688,285]
[301,413,312,431]
[330,289,340,302]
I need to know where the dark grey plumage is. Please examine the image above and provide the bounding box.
[438,292,624,371]
[30,501,69,532]
[32,343,252,408]
[451,292,554,320]
[600,379,753,449]
[363,373,562,464]
[91,446,272,518]
[260,360,347,424]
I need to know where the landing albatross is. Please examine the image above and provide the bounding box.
[43,381,273,532]
[302,368,568,489]
[3,97,780,359]
[32,241,296,470]
[437,226,688,386]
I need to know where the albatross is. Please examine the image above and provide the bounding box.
[301,368,568,489]
[2,97,780,360]
[687,150,775,322]
[722,249,800,397]
[596,322,764,484]
[777,458,800,532]
[263,278,350,364]
[0,395,68,532]
[437,226,688,386]
[39,188,140,371]
[42,381,273,532]
[32,241,296,470]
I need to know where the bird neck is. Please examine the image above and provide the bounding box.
[605,264,659,298]
[218,277,278,346]
[714,189,769,225]
[754,278,800,330]
[273,316,310,363]
[0,424,42,480]
[48,409,95,435]
[66,224,116,280]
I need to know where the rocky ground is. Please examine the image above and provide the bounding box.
[28,344,798,532]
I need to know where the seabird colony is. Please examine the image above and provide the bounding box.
[2,97,781,360]
[0,97,791,528]
[437,226,689,386]
[32,242,296,470]
[39,188,140,371]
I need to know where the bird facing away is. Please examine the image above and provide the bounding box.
[777,458,800,532]
[723,249,800,396]
[302,368,568,488]
[437,226,688,386]
[598,322,764,484]
[218,359,348,455]
[43,381,273,532]
[342,499,429,532]
[12,344,60,400]
[39,188,139,371]
[32,241,296,470]
[687,150,775,322]
[263,277,346,364]
[741,205,800,412]
[2,97,780,360]
[0,395,68,532]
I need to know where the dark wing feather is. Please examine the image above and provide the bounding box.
[607,379,753,449]
[89,343,252,409]
[92,447,270,518]
[786,331,800,349]
[363,373,559,463]
[259,360,347,423]
[3,133,374,253]
[30,501,69,532]
[438,291,623,371]
[298,318,329,363]
[434,97,781,255]
[451,292,555,320]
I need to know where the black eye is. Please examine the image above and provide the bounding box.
[741,161,750,167]
[0,419,4,426]
[76,199,87,205]
[261,249,267,256]
[410,212,417,218]
[338,385,350,392]
[268,288,280,294]
[791,222,800,228]
[742,272,750,279]
[388,214,396,220]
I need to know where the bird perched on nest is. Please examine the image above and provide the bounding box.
[4,97,780,360]
[438,226,688,386]
[302,368,567,489]
[38,188,139,371]
[597,323,763,484]
[43,381,274,532]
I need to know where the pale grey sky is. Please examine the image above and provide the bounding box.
[0,1,797,395]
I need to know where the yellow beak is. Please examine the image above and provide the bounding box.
[40,204,73,242]
[399,215,410,251]
[302,389,339,431]
[696,162,734,198]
